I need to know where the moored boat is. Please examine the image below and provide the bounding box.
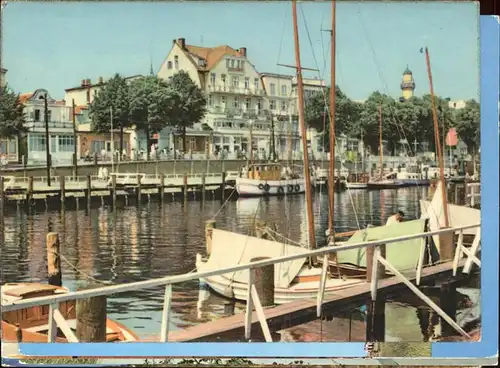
[1,282,138,343]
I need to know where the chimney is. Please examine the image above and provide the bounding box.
[177,38,186,49]
[98,76,104,84]
[86,78,91,86]
[239,47,247,57]
[81,79,86,87]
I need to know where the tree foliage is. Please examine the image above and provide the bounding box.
[0,86,27,139]
[304,85,480,156]
[167,71,207,151]
[89,74,131,152]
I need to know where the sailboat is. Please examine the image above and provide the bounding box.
[345,134,369,189]
[196,0,435,305]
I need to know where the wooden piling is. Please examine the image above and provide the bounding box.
[76,284,107,342]
[112,174,117,208]
[159,173,165,203]
[250,257,275,307]
[366,298,386,342]
[438,229,455,262]
[439,282,457,338]
[205,220,216,256]
[46,232,62,287]
[201,173,206,204]
[0,176,4,216]
[26,176,34,204]
[366,244,386,283]
[183,174,188,206]
[220,171,226,202]
[59,176,65,207]
[137,175,142,204]
[86,175,92,210]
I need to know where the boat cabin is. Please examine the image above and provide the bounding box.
[244,164,282,181]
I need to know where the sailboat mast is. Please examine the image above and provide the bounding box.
[327,0,336,237]
[292,0,316,250]
[424,47,449,227]
[378,103,383,178]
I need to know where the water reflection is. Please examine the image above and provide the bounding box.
[0,187,478,340]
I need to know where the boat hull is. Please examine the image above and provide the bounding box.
[367,179,429,189]
[346,182,368,189]
[236,177,307,197]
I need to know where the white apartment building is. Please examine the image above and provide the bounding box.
[20,89,76,165]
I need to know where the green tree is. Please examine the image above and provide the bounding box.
[454,99,480,155]
[166,71,207,152]
[0,86,27,139]
[89,74,131,153]
[128,76,178,159]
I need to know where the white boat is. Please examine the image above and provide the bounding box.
[236,163,311,197]
[196,219,432,305]
[346,182,368,189]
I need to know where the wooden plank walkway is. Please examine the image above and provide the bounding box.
[149,259,466,342]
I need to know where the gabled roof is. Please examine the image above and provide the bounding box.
[180,42,241,71]
[19,93,34,104]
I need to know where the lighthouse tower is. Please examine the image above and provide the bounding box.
[400,66,415,101]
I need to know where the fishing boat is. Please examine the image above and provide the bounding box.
[235,163,310,197]
[1,283,138,343]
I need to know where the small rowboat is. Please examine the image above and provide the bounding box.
[1,282,138,343]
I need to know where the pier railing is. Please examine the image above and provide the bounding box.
[1,223,481,343]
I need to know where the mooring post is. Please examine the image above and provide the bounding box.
[250,257,275,307]
[112,174,117,208]
[439,228,455,262]
[26,176,34,205]
[76,284,107,342]
[183,174,188,206]
[205,220,216,256]
[59,175,65,209]
[159,173,165,203]
[0,176,4,216]
[46,232,62,287]
[439,282,457,338]
[86,175,92,210]
[220,171,226,202]
[365,244,386,343]
[201,172,206,204]
[137,174,142,204]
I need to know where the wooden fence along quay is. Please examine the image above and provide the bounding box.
[1,223,481,344]
[0,171,240,212]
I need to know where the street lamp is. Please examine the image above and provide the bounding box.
[40,93,51,186]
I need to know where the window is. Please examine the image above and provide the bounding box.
[9,140,16,154]
[47,110,52,122]
[210,73,216,85]
[241,61,245,69]
[281,100,287,111]
[233,97,239,108]
[254,78,259,91]
[226,59,230,68]
[50,136,57,152]
[91,140,105,154]
[245,98,251,110]
[34,109,40,122]
[167,61,172,69]
[244,77,250,89]
[58,135,74,152]
[281,84,287,96]
[257,100,261,110]
[230,60,235,68]
[221,74,226,85]
[237,60,241,69]
[270,83,276,95]
[174,55,179,69]
[232,76,239,88]
[270,100,276,110]
[221,96,226,106]
[29,135,46,151]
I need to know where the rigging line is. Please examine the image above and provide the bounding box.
[299,3,362,230]
[355,6,415,156]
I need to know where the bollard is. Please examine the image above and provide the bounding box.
[205,220,216,256]
[76,284,107,342]
[137,175,142,204]
[249,257,275,307]
[183,174,188,206]
[159,173,165,203]
[26,176,34,205]
[220,171,226,202]
[46,232,62,287]
[201,173,206,204]
[0,176,4,216]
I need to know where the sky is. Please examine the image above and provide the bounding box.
[1,1,479,101]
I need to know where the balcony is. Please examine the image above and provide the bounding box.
[206,84,266,96]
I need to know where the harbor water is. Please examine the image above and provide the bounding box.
[0,187,480,341]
